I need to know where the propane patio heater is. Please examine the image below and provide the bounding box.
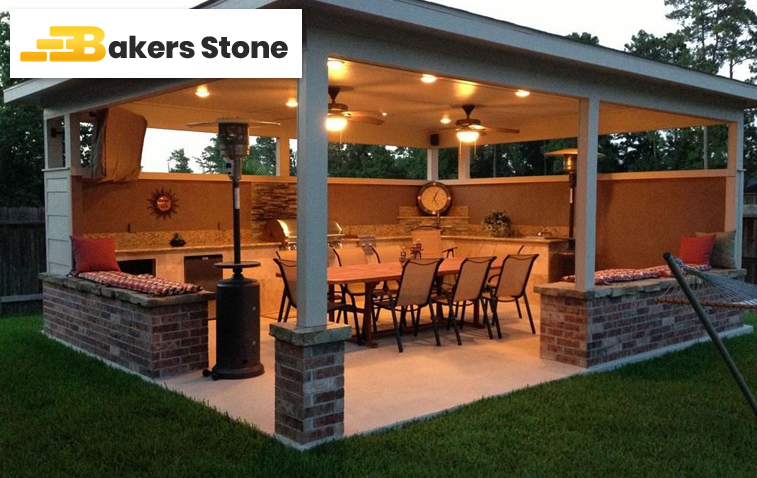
[545,148,604,240]
[190,118,277,380]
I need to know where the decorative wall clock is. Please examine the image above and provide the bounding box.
[417,181,452,216]
[148,188,179,219]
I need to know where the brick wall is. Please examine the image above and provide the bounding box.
[540,287,743,368]
[274,339,345,445]
[42,279,209,379]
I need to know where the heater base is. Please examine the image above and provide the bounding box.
[203,363,265,381]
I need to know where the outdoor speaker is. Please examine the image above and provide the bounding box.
[430,133,440,146]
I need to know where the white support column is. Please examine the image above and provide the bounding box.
[44,117,64,169]
[427,148,439,181]
[295,38,329,328]
[276,135,291,178]
[726,117,745,268]
[64,114,82,176]
[458,145,471,180]
[575,97,600,291]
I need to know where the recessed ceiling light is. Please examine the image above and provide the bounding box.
[381,112,388,117]
[440,116,451,124]
[515,90,531,98]
[285,98,298,108]
[195,85,210,98]
[421,74,438,84]
[327,58,345,70]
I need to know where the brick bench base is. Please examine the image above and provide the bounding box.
[41,274,212,379]
[536,272,746,368]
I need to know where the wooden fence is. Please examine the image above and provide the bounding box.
[0,207,46,314]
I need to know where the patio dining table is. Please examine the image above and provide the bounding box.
[327,257,503,347]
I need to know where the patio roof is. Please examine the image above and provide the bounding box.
[6,0,757,111]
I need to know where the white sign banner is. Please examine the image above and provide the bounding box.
[10,9,302,78]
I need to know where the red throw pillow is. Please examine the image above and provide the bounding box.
[679,234,716,265]
[71,236,121,275]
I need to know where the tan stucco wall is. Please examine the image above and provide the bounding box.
[595,177,726,269]
[79,175,727,271]
[78,177,252,233]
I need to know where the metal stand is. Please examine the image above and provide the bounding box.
[664,253,757,416]
[203,131,265,380]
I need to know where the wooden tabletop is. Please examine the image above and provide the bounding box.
[327,257,502,285]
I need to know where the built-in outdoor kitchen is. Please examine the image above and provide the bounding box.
[87,173,572,318]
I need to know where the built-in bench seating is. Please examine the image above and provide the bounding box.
[41,273,213,379]
[534,269,749,368]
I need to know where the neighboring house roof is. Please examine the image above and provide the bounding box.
[6,0,757,107]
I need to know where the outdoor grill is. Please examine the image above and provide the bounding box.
[263,218,345,250]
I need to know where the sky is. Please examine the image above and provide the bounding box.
[4,0,757,171]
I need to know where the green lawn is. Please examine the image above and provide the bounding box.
[1,314,756,478]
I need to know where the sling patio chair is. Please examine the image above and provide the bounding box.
[370,244,403,322]
[411,226,456,259]
[374,258,443,353]
[332,247,381,329]
[482,254,539,339]
[274,250,296,324]
[273,258,362,344]
[431,256,496,346]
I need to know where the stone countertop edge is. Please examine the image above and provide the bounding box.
[116,242,281,255]
[269,321,353,346]
[39,273,215,308]
[534,268,747,300]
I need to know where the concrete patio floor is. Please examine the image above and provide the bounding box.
[160,304,584,436]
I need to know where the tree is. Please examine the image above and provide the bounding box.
[168,148,193,173]
[196,135,279,175]
[566,32,600,45]
[327,143,426,179]
[0,12,45,207]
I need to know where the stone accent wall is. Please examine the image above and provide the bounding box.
[539,282,744,368]
[251,182,297,240]
[41,275,210,379]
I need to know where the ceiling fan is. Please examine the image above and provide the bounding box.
[327,86,385,131]
[440,104,520,142]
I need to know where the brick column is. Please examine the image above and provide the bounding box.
[269,322,352,449]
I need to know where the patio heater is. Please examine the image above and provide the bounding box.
[545,149,579,240]
[545,148,604,240]
[194,120,265,380]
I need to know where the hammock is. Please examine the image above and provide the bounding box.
[660,253,757,416]
[656,261,757,310]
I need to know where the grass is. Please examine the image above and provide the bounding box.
[1,314,756,478]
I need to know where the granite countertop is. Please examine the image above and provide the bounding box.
[116,242,281,255]
[449,235,570,244]
[534,268,747,300]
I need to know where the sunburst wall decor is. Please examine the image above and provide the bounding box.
[148,188,179,220]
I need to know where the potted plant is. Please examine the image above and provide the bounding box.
[482,210,513,238]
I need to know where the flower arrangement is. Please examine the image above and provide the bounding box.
[482,210,513,238]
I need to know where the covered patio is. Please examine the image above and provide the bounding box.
[7,0,757,450]
[164,306,583,436]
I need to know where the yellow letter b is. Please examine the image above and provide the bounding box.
[49,27,106,62]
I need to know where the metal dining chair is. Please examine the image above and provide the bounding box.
[274,250,296,324]
[374,258,443,353]
[370,245,402,322]
[273,258,361,344]
[431,256,495,346]
[411,226,456,259]
[332,247,375,326]
[482,254,539,338]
